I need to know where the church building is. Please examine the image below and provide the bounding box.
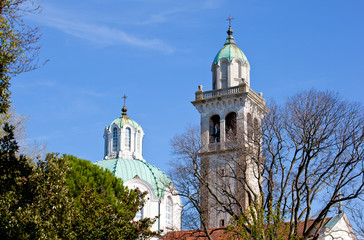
[95,101,182,235]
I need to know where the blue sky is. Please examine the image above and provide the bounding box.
[11,0,364,173]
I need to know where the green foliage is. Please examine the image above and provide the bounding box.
[226,200,293,240]
[0,151,157,239]
[64,155,157,240]
[0,123,35,239]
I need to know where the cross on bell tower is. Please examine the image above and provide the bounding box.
[226,15,234,27]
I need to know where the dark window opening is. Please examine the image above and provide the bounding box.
[220,219,225,227]
[225,112,237,141]
[209,115,220,143]
[253,118,260,143]
[247,113,253,140]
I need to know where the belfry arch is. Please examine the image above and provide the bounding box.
[225,112,237,141]
[209,115,220,143]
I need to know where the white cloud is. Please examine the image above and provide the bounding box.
[29,5,175,54]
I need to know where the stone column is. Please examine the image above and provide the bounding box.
[201,115,210,153]
[220,119,225,150]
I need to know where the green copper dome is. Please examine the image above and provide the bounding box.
[108,115,140,130]
[96,158,171,198]
[213,26,248,65]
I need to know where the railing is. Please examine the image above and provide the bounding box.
[208,141,237,152]
[208,142,221,151]
[202,86,241,99]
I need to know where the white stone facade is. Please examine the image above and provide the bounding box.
[125,178,182,234]
[104,118,144,160]
[212,58,250,90]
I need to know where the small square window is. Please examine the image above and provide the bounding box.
[220,219,225,227]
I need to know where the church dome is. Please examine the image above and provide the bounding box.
[213,26,248,65]
[108,115,140,131]
[96,158,171,198]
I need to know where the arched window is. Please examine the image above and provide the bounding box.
[212,66,217,90]
[221,60,228,89]
[112,128,118,151]
[225,112,237,141]
[166,197,173,225]
[125,127,131,151]
[136,130,141,153]
[231,59,241,81]
[253,118,260,143]
[209,115,220,143]
[135,208,143,220]
[135,194,144,220]
[247,113,253,140]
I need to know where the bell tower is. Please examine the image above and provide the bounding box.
[192,23,269,228]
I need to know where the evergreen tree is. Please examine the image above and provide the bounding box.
[65,155,157,240]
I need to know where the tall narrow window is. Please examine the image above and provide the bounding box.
[135,208,143,220]
[135,194,144,220]
[112,128,118,151]
[220,219,225,227]
[221,60,228,89]
[212,67,217,90]
[225,112,237,142]
[209,115,220,143]
[247,113,253,140]
[166,197,173,226]
[125,127,131,151]
[253,118,260,144]
[136,130,141,153]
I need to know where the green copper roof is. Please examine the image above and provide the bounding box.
[95,158,171,198]
[213,26,248,64]
[108,116,140,130]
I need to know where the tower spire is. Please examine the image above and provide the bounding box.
[122,94,128,116]
[225,16,236,45]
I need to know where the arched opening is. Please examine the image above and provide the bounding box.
[112,128,118,152]
[125,127,131,151]
[247,113,253,140]
[253,118,260,143]
[166,197,173,226]
[136,130,141,153]
[135,207,143,220]
[231,59,242,81]
[220,60,228,89]
[212,65,217,90]
[135,193,144,220]
[209,115,220,143]
[225,112,237,141]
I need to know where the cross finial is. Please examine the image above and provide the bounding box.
[226,15,234,27]
[121,94,128,116]
[122,94,128,107]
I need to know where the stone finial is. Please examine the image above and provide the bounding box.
[195,85,204,100]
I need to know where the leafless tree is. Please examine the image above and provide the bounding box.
[169,90,364,239]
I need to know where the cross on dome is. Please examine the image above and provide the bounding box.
[122,94,128,116]
[122,94,128,106]
[226,15,234,27]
